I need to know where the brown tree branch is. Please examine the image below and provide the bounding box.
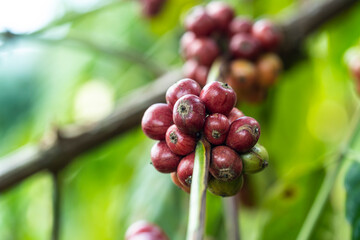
[0,0,358,192]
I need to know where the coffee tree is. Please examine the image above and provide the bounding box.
[0,0,360,240]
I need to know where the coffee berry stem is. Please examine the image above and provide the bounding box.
[186,137,211,240]
[206,58,226,84]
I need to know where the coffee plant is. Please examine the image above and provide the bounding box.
[0,0,360,240]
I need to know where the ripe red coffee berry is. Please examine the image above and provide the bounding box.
[226,116,260,152]
[166,78,201,110]
[229,33,260,59]
[187,38,219,66]
[185,6,216,36]
[177,152,195,187]
[183,60,209,87]
[150,141,181,173]
[204,113,230,145]
[125,220,169,240]
[210,145,243,181]
[140,0,167,18]
[171,172,190,193]
[252,19,282,50]
[141,103,173,140]
[173,94,206,135]
[200,81,236,115]
[227,107,245,123]
[180,31,196,58]
[165,124,197,155]
[228,17,252,36]
[206,1,234,32]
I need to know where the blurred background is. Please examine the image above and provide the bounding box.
[1,0,360,239]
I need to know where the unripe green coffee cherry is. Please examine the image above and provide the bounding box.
[241,144,269,174]
[207,175,244,197]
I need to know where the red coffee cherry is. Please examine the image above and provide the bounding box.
[210,145,243,181]
[252,19,282,50]
[173,94,206,135]
[228,17,253,36]
[226,116,260,152]
[180,31,196,58]
[183,60,209,87]
[165,124,197,155]
[140,0,167,18]
[229,33,260,59]
[177,152,195,187]
[200,81,236,115]
[150,141,181,173]
[141,103,173,140]
[187,38,219,66]
[257,53,283,87]
[349,58,360,81]
[185,6,216,36]
[125,220,169,240]
[227,59,257,90]
[206,1,234,32]
[204,113,230,145]
[166,78,201,110]
[227,107,245,123]
[207,174,244,197]
[171,172,190,193]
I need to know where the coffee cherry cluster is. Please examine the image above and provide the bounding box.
[142,78,268,197]
[140,0,167,18]
[345,46,360,94]
[125,220,169,240]
[180,1,283,103]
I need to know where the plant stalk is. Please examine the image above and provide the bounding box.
[296,106,360,240]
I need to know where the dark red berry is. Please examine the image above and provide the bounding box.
[349,58,360,81]
[227,108,245,123]
[171,172,190,193]
[204,113,230,145]
[125,220,169,240]
[228,17,252,36]
[180,31,196,58]
[150,141,181,173]
[206,1,234,32]
[185,6,216,36]
[229,33,260,59]
[187,38,219,66]
[226,117,260,153]
[177,152,195,188]
[200,81,236,115]
[257,53,283,87]
[173,94,206,135]
[166,78,201,110]
[183,60,209,87]
[227,59,257,90]
[140,0,167,18]
[252,19,282,50]
[165,124,197,155]
[210,146,243,181]
[141,103,173,140]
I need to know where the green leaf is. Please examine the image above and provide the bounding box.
[345,161,360,240]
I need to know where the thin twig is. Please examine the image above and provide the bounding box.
[9,34,166,76]
[296,106,360,240]
[223,196,240,240]
[52,171,61,240]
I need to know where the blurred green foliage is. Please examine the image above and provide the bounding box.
[1,0,360,239]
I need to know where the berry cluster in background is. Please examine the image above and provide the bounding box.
[141,78,269,197]
[180,1,283,103]
[139,0,167,18]
[345,45,360,94]
[125,220,169,240]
